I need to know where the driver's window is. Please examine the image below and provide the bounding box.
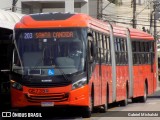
[69,41,82,69]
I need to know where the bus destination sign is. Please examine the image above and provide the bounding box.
[23,31,74,39]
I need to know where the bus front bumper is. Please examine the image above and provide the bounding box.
[11,85,89,108]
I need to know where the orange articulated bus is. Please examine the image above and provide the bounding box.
[10,13,157,118]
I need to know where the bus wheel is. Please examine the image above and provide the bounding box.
[82,107,91,118]
[99,103,107,113]
[139,84,147,103]
[82,94,93,118]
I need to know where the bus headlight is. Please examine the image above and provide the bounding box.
[72,78,87,90]
[11,80,23,91]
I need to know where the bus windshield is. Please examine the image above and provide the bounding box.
[13,28,87,76]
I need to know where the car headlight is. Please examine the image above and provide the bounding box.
[11,80,23,91]
[72,77,87,90]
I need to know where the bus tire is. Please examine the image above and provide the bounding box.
[99,103,107,113]
[82,107,91,118]
[82,88,94,118]
[90,86,97,113]
[139,84,147,103]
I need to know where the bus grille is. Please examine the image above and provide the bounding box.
[25,92,69,103]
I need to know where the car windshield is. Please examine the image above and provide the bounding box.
[13,28,87,76]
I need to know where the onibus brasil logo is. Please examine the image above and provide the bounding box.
[2,112,42,118]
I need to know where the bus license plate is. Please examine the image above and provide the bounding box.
[41,102,54,107]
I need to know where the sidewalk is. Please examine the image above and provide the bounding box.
[156,82,160,91]
[156,86,160,91]
[149,84,160,97]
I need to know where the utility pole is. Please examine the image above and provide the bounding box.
[97,0,103,19]
[132,0,136,28]
[12,0,18,12]
[154,5,157,40]
[151,0,160,40]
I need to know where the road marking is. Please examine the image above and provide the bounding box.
[147,102,157,105]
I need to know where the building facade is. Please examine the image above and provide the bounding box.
[0,0,115,19]
[0,0,157,37]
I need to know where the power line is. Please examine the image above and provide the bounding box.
[136,0,152,16]
[105,19,160,27]
[102,0,115,11]
[102,14,151,23]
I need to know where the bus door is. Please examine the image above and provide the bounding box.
[87,33,98,105]
[88,32,102,106]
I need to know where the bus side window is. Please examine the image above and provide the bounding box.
[124,39,128,64]
[97,33,100,60]
[151,41,155,64]
[99,34,104,62]
[95,32,98,61]
[106,36,111,64]
[132,41,138,65]
[115,37,120,65]
[120,38,125,64]
[103,34,107,63]
[88,34,95,62]
[136,41,140,64]
[158,58,160,69]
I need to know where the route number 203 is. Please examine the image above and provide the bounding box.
[24,33,33,39]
